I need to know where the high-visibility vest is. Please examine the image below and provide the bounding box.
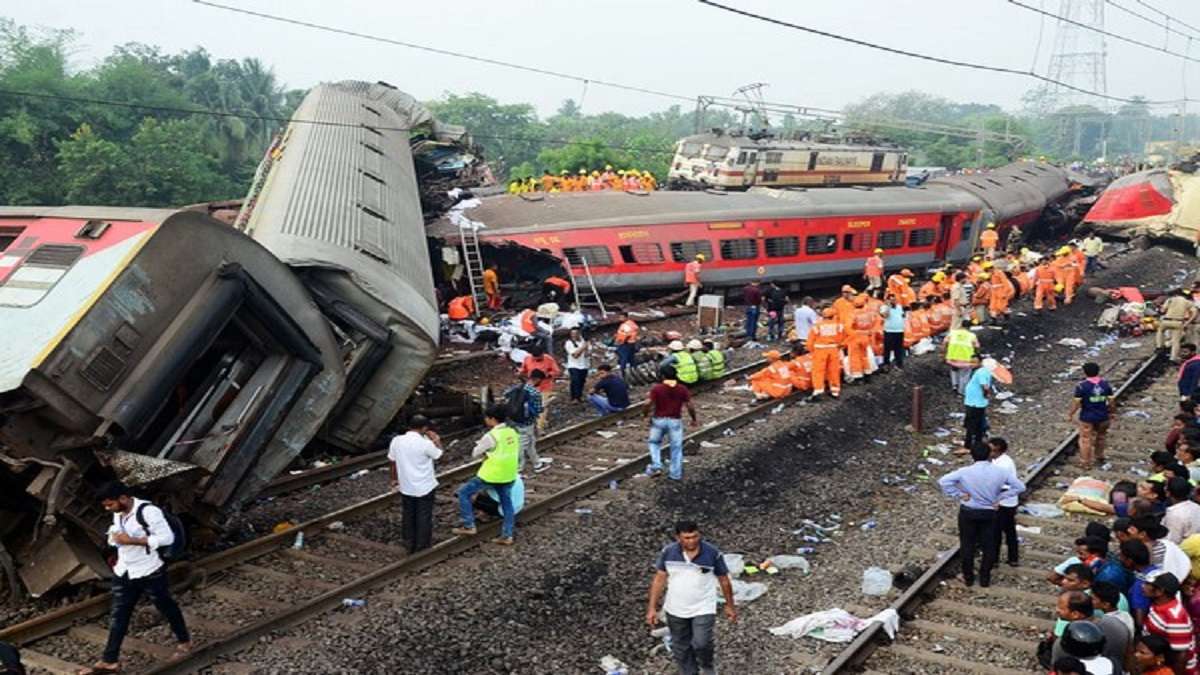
[477,425,520,483]
[694,352,713,380]
[810,320,845,349]
[616,320,639,344]
[519,309,536,333]
[706,349,726,378]
[673,351,699,384]
[864,256,883,277]
[448,296,473,320]
[945,329,976,363]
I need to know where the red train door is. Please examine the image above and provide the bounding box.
[934,214,955,260]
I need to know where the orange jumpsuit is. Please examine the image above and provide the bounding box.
[1072,249,1087,278]
[448,295,474,320]
[864,256,884,287]
[903,309,931,348]
[1014,267,1032,296]
[988,270,1014,318]
[979,229,999,257]
[540,175,556,191]
[807,319,846,396]
[1052,256,1080,304]
[886,274,910,306]
[928,301,954,335]
[918,281,941,302]
[789,354,814,391]
[971,281,991,325]
[615,319,639,344]
[1034,264,1057,310]
[846,306,880,378]
[832,297,857,326]
[482,269,502,309]
[750,361,794,399]
[898,283,916,308]
[864,296,885,355]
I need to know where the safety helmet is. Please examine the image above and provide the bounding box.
[668,340,685,351]
[1055,283,1065,292]
[578,169,586,174]
[972,255,982,262]
[982,261,994,270]
[1060,621,1106,659]
[605,164,613,171]
[687,339,704,350]
[665,330,683,341]
[763,349,781,360]
[559,170,568,175]
[1020,247,1030,254]
[932,272,946,282]
[978,273,990,281]
[479,317,491,325]
[901,268,913,277]
[592,170,600,176]
[986,222,996,229]
[841,284,855,293]
[1057,246,1071,256]
[696,254,706,261]
[873,248,883,254]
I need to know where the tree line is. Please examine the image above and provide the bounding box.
[2,18,1198,209]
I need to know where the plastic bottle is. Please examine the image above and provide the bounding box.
[292,531,305,549]
[342,598,366,608]
[796,547,816,555]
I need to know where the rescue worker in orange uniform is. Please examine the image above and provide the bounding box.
[517,308,538,334]
[979,222,999,259]
[903,301,930,349]
[1070,242,1087,279]
[542,275,572,304]
[863,248,885,293]
[749,350,794,400]
[967,255,984,278]
[846,295,879,381]
[1051,247,1080,304]
[807,307,847,399]
[887,269,917,308]
[832,285,858,326]
[447,295,475,320]
[918,272,945,303]
[540,170,556,192]
[482,264,502,310]
[927,297,955,335]
[684,254,704,306]
[614,313,639,377]
[988,267,1015,322]
[787,346,814,392]
[970,272,991,325]
[863,293,886,356]
[1034,258,1058,311]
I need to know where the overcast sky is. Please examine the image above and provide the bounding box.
[9,0,1200,117]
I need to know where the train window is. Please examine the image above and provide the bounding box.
[908,228,936,247]
[842,232,872,252]
[805,235,837,255]
[876,230,905,249]
[0,226,23,253]
[618,243,664,264]
[961,219,972,240]
[679,142,702,158]
[736,151,747,164]
[704,145,729,161]
[807,153,818,171]
[0,244,83,307]
[562,245,613,267]
[669,240,714,263]
[719,238,758,260]
[765,152,783,164]
[764,237,799,258]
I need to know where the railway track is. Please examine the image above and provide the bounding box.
[0,355,787,675]
[822,350,1164,675]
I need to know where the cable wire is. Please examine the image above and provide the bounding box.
[696,0,1194,105]
[191,0,695,104]
[1131,0,1200,37]
[1105,0,1200,42]
[1009,0,1200,63]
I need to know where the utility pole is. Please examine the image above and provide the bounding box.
[1040,0,1109,158]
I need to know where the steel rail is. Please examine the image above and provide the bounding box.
[0,356,769,649]
[820,351,1163,674]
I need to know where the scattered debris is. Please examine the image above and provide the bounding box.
[595,430,618,439]
[861,566,893,595]
[1057,338,1088,348]
[341,598,366,608]
[599,655,629,675]
[327,521,345,531]
[1020,503,1065,519]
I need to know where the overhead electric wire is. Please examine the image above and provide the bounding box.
[696,0,1194,105]
[190,0,695,104]
[1105,0,1200,41]
[1130,0,1200,38]
[0,88,679,158]
[1008,0,1200,63]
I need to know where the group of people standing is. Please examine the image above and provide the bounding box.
[507,165,658,194]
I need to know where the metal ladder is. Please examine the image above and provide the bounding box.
[567,258,607,318]
[458,221,486,317]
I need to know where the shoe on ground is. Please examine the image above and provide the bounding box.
[831,391,840,399]
[534,461,552,473]
[491,536,514,546]
[451,526,477,536]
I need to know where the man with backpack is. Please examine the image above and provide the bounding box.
[503,371,550,472]
[80,482,191,675]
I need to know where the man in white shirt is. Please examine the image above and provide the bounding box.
[563,328,591,403]
[389,415,444,553]
[1163,476,1200,544]
[84,482,191,675]
[989,437,1021,566]
[792,296,818,343]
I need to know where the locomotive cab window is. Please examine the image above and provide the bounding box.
[805,234,837,255]
[764,236,799,258]
[670,240,714,263]
[765,152,783,164]
[562,245,613,267]
[908,228,936,247]
[719,238,758,260]
[618,243,664,264]
[0,226,23,253]
[876,230,905,249]
[0,244,84,307]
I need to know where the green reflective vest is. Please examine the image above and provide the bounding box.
[695,351,713,380]
[673,351,699,384]
[706,349,726,378]
[478,425,520,483]
[945,329,976,363]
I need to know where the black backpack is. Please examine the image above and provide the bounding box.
[135,502,187,563]
[504,385,533,425]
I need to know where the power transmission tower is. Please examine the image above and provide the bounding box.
[1040,0,1110,158]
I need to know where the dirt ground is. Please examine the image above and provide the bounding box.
[215,243,1200,675]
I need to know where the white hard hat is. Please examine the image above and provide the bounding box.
[687,339,704,350]
[669,340,685,351]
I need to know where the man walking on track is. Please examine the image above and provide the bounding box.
[684,254,704,307]
[388,414,443,553]
[938,444,1025,587]
[1069,362,1114,470]
[644,365,697,480]
[646,521,737,675]
[864,248,884,292]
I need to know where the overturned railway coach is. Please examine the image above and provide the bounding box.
[0,207,346,596]
[433,161,1075,292]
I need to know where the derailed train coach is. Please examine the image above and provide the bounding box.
[0,208,346,595]
[232,80,441,453]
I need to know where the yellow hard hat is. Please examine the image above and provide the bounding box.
[643,171,652,177]
[986,222,996,229]
[591,170,600,176]
[873,248,883,254]
[982,261,994,270]
[578,169,586,174]
[1057,246,1070,256]
[605,164,613,171]
[618,169,626,175]
[479,317,491,325]
[695,253,706,262]
[1020,247,1030,254]
[972,255,982,262]
[1055,283,1065,292]
[978,273,990,281]
[932,272,946,282]
[559,170,568,175]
